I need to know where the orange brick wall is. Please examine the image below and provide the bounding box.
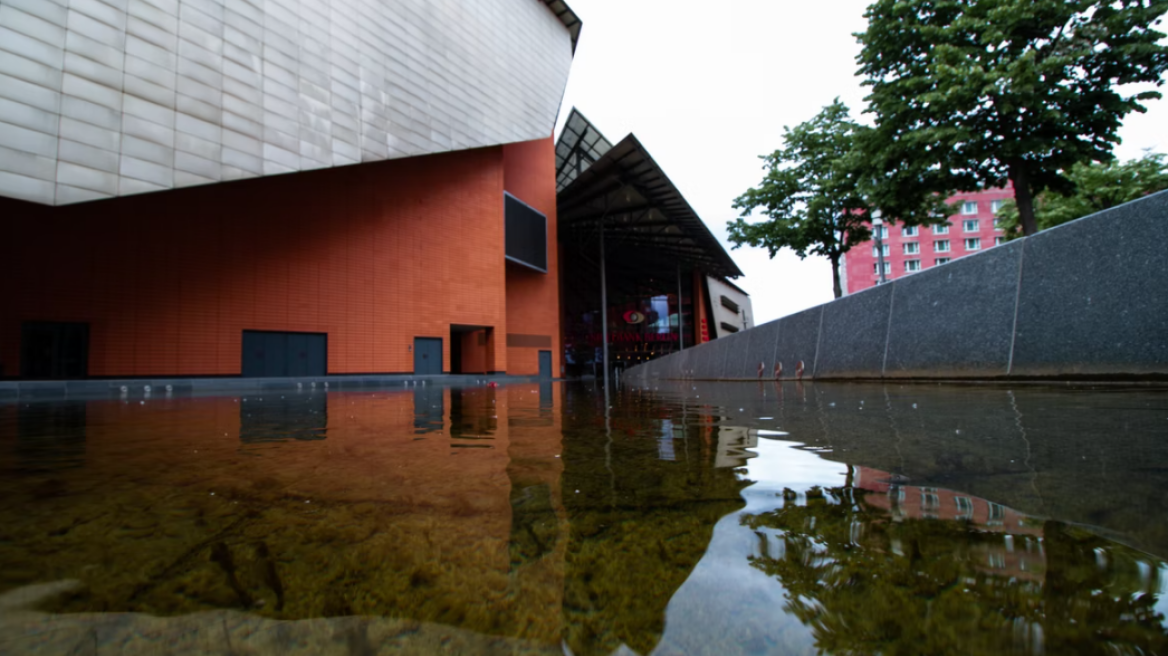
[459,330,491,374]
[0,145,541,377]
[503,138,561,376]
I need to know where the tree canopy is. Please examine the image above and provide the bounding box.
[997,152,1168,238]
[728,100,949,299]
[743,484,1168,655]
[856,0,1168,237]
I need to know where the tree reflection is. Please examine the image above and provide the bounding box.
[743,481,1167,655]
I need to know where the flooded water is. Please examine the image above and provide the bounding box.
[1,381,1166,655]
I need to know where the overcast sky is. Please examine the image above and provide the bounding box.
[554,0,1168,324]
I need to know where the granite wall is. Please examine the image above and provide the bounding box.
[628,189,1168,382]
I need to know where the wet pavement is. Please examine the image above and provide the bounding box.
[1,381,1166,655]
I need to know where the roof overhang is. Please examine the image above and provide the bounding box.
[542,0,583,54]
[556,110,744,280]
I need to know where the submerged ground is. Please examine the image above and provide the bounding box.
[0,381,1166,655]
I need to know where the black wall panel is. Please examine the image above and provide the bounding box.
[505,194,548,272]
[242,331,327,377]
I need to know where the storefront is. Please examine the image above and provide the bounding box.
[555,109,746,380]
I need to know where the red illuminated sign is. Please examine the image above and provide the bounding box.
[587,332,678,345]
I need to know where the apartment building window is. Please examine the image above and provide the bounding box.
[873,262,891,275]
[965,238,981,250]
[995,236,1004,246]
[955,496,973,519]
[993,217,1003,229]
[961,200,978,215]
[934,239,950,253]
[934,223,950,234]
[988,502,1006,524]
[873,244,890,257]
[903,225,918,237]
[991,199,1005,214]
[903,242,919,255]
[922,489,940,509]
[935,257,950,265]
[963,219,979,232]
[874,225,888,239]
[905,259,921,272]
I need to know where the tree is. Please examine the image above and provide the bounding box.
[997,152,1168,238]
[728,100,949,299]
[857,0,1168,237]
[742,484,1168,655]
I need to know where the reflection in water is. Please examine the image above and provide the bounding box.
[413,384,445,435]
[11,401,87,472]
[0,381,1166,655]
[450,387,497,446]
[239,394,327,443]
[743,459,1167,655]
[559,387,749,656]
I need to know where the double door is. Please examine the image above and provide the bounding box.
[414,337,443,375]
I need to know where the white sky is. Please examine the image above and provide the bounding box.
[554,0,1168,324]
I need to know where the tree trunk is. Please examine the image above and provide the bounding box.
[1009,162,1039,236]
[830,252,842,299]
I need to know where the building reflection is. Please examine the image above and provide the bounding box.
[3,383,1167,655]
[14,401,88,472]
[449,387,497,445]
[556,387,750,656]
[239,394,327,443]
[413,385,445,435]
[739,461,1168,656]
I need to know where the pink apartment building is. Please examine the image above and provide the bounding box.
[843,187,1015,295]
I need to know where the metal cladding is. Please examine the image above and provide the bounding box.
[0,0,576,205]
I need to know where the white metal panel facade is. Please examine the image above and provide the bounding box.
[707,276,754,339]
[0,0,574,205]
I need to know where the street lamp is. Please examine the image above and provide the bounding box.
[873,210,887,285]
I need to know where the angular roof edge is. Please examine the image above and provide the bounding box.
[558,131,745,279]
[541,0,582,53]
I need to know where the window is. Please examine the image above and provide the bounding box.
[874,226,888,239]
[505,193,548,272]
[961,200,978,215]
[955,496,973,518]
[903,242,919,255]
[719,322,739,334]
[922,490,940,509]
[905,259,921,272]
[873,262,891,275]
[991,199,1005,214]
[935,257,950,265]
[963,219,979,232]
[995,236,1004,246]
[965,238,981,251]
[933,223,950,235]
[988,502,1006,524]
[720,295,739,313]
[902,225,918,237]
[872,244,890,257]
[934,240,950,253]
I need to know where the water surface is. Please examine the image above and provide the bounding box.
[1,381,1166,655]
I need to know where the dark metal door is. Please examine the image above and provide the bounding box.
[414,338,442,375]
[20,322,89,379]
[243,331,326,377]
[538,350,552,379]
[288,333,326,377]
